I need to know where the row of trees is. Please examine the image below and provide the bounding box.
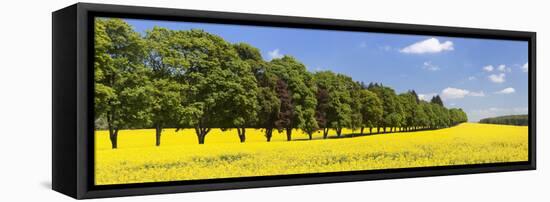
[94,18,467,149]
[479,115,528,126]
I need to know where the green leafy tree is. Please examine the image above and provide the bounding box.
[144,27,188,146]
[425,103,438,129]
[431,95,444,107]
[348,81,365,135]
[313,71,353,137]
[315,87,330,138]
[414,101,430,130]
[449,108,468,125]
[94,19,152,149]
[398,91,418,131]
[357,89,383,134]
[271,56,318,140]
[368,83,403,133]
[233,43,272,142]
[234,43,277,142]
[170,30,258,144]
[430,101,450,128]
[256,83,281,142]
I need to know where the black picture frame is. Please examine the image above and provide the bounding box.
[52,3,536,199]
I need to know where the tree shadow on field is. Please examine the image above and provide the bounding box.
[292,127,445,142]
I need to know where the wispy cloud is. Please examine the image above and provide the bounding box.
[441,87,485,99]
[488,73,506,83]
[469,91,486,97]
[400,38,454,54]
[267,49,283,60]
[422,61,440,71]
[468,76,476,81]
[497,64,511,72]
[495,87,515,94]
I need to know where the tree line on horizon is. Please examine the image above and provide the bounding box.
[479,115,528,126]
[94,18,468,149]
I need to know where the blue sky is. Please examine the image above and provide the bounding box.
[122,18,529,122]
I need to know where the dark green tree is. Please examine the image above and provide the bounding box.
[313,71,353,137]
[234,43,281,142]
[270,56,318,141]
[94,19,152,149]
[368,83,403,133]
[170,30,258,144]
[274,79,293,140]
[357,89,383,134]
[399,91,418,131]
[144,27,188,146]
[315,87,330,138]
[431,95,444,107]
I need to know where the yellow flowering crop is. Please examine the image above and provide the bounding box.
[95,123,527,185]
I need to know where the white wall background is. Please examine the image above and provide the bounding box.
[0,0,547,201]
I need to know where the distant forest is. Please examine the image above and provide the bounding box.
[479,115,528,126]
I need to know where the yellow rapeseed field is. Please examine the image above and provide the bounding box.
[95,123,528,185]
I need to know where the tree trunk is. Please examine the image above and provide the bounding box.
[195,126,211,144]
[265,128,273,142]
[360,127,364,135]
[286,128,292,141]
[336,128,342,137]
[323,128,329,139]
[237,127,246,143]
[155,124,162,146]
[308,132,313,140]
[198,134,205,144]
[383,127,387,133]
[369,127,373,134]
[109,127,119,149]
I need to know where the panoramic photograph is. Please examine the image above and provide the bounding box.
[93,17,529,185]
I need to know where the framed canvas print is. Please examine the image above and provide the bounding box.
[52,3,536,199]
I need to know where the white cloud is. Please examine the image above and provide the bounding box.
[468,76,476,81]
[441,87,470,99]
[495,87,515,94]
[441,87,485,99]
[488,73,506,83]
[422,61,440,71]
[497,64,511,72]
[400,38,454,54]
[483,65,494,72]
[418,93,437,101]
[267,49,283,60]
[521,62,528,72]
[469,91,486,97]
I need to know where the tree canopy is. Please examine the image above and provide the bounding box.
[94,18,469,148]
